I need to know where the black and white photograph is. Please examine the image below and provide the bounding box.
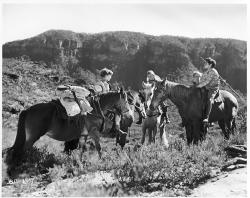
[1,1,248,197]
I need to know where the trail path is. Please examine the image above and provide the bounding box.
[190,167,247,197]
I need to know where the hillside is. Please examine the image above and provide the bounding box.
[2,58,84,129]
[3,30,247,93]
[2,58,247,197]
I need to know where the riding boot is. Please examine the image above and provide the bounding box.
[203,100,212,123]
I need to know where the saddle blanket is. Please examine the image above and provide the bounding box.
[56,85,93,116]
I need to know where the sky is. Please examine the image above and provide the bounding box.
[1,2,248,44]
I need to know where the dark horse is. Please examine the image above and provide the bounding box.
[9,89,131,163]
[64,89,146,152]
[150,78,238,144]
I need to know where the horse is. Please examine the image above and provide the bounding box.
[64,89,146,152]
[140,81,169,147]
[8,88,131,164]
[150,78,238,144]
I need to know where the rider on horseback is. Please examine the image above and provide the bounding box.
[196,57,220,124]
[94,68,113,93]
[146,70,170,124]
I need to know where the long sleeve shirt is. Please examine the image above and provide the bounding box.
[198,68,220,90]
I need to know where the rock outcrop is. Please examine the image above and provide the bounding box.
[3,30,247,92]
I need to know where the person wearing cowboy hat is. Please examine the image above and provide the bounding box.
[197,57,220,124]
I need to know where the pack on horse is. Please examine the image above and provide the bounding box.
[8,86,131,164]
[140,81,169,147]
[150,78,238,144]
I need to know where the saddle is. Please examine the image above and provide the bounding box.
[200,88,222,104]
[200,88,223,120]
[56,85,93,116]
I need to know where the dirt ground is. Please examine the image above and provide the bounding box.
[190,167,247,197]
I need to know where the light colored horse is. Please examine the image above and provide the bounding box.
[141,82,169,148]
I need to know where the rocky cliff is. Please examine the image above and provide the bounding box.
[3,30,247,93]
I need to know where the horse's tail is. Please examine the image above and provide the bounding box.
[11,110,27,157]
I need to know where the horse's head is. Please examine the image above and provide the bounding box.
[150,78,169,110]
[141,81,155,110]
[114,87,132,115]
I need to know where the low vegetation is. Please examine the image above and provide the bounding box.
[2,58,247,196]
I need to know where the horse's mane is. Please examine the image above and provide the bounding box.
[98,91,126,102]
[165,81,192,101]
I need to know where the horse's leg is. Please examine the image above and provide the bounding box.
[141,123,146,145]
[159,125,164,142]
[64,138,80,154]
[225,118,235,136]
[231,117,237,134]
[218,120,229,139]
[192,120,202,144]
[148,128,153,144]
[185,124,192,145]
[88,127,102,158]
[152,125,157,143]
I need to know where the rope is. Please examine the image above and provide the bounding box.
[200,57,245,102]
[219,75,246,102]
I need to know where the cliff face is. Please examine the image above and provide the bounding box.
[3,30,247,93]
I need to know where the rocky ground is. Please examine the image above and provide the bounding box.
[2,58,247,197]
[2,167,247,197]
[191,167,247,197]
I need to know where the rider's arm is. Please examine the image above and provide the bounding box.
[197,71,211,88]
[94,84,103,93]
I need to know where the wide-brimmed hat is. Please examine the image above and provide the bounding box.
[204,57,216,67]
[100,68,113,77]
